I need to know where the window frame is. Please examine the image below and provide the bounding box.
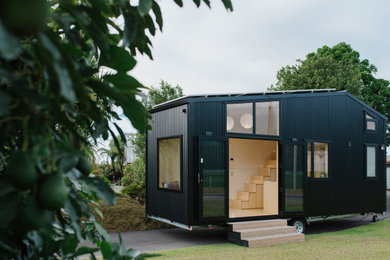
[365,144,377,180]
[157,135,183,193]
[226,102,254,134]
[365,112,377,133]
[255,100,280,136]
[225,100,281,138]
[306,141,330,180]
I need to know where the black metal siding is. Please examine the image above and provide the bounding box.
[147,92,386,226]
[188,101,225,225]
[281,94,386,216]
[146,104,189,224]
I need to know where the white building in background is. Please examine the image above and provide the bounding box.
[124,133,137,165]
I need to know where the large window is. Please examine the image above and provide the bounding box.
[226,103,253,134]
[226,101,280,136]
[158,137,181,191]
[365,113,377,131]
[256,101,279,136]
[366,146,376,178]
[307,142,328,179]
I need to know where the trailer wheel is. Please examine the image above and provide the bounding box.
[289,218,306,234]
[372,215,379,222]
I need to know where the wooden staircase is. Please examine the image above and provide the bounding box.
[228,219,305,247]
[229,160,277,211]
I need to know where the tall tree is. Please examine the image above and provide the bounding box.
[271,42,390,142]
[132,80,185,161]
[0,0,232,259]
[98,137,127,182]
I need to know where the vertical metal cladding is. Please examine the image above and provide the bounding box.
[147,92,386,226]
[281,94,386,216]
[146,104,189,224]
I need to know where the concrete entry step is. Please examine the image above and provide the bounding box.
[228,219,305,248]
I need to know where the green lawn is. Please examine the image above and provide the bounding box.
[143,218,390,260]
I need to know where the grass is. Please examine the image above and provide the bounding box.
[146,218,390,260]
[94,195,170,233]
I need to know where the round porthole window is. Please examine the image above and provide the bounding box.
[226,116,234,131]
[240,114,253,129]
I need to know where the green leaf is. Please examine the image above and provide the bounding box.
[0,91,10,116]
[0,192,20,229]
[121,97,147,133]
[89,0,109,14]
[72,247,99,257]
[152,2,163,31]
[64,200,83,240]
[58,155,79,173]
[103,73,142,91]
[39,33,76,102]
[123,10,136,48]
[109,128,123,157]
[88,177,115,206]
[174,0,184,7]
[61,234,78,257]
[100,240,112,259]
[138,0,153,16]
[202,0,211,8]
[114,123,127,145]
[193,0,201,7]
[0,20,21,60]
[119,233,126,255]
[0,181,16,197]
[88,79,147,132]
[94,222,112,242]
[221,0,233,11]
[145,15,156,36]
[93,207,104,219]
[99,46,137,73]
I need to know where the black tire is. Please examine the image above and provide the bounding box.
[372,215,379,222]
[289,218,306,234]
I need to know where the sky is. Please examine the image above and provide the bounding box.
[114,0,390,134]
[131,0,390,95]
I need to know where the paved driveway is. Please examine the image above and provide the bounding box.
[111,191,390,253]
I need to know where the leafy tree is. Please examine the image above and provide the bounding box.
[0,0,232,259]
[99,137,127,182]
[271,42,390,142]
[122,158,145,186]
[144,80,184,110]
[132,80,185,160]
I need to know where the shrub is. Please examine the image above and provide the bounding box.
[121,183,145,203]
[122,157,145,186]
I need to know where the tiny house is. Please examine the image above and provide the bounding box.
[145,90,387,231]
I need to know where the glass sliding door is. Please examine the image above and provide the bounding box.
[199,137,227,220]
[284,143,304,213]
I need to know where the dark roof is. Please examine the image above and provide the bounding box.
[153,88,336,110]
[150,89,387,121]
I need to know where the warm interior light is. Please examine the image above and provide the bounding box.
[240,114,253,129]
[227,116,234,131]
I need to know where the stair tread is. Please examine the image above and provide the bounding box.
[235,225,294,233]
[244,232,303,241]
[228,219,286,226]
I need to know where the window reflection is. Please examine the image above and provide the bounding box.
[307,143,312,177]
[158,137,181,190]
[256,101,279,136]
[313,142,328,178]
[226,103,253,134]
[366,146,376,177]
